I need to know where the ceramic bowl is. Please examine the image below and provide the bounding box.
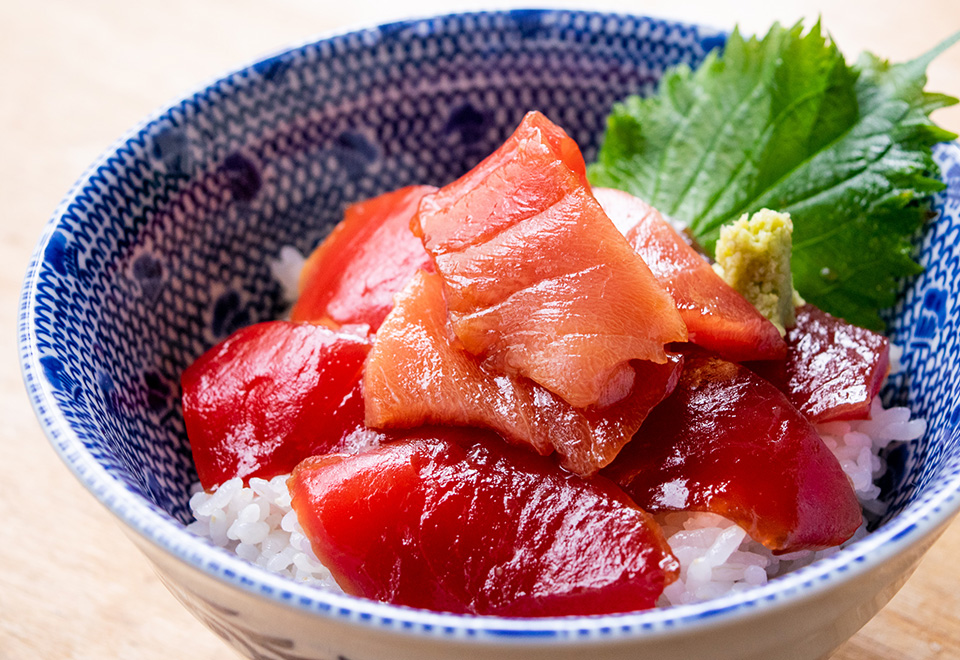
[19,9,960,660]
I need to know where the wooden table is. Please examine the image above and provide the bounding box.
[2,1,958,658]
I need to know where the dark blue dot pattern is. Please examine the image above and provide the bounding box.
[17,8,960,649]
[151,126,192,176]
[221,153,263,202]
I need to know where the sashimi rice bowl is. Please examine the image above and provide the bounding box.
[19,9,960,660]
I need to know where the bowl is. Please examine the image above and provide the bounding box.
[18,9,960,660]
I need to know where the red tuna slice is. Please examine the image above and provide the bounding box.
[413,112,687,408]
[290,185,437,331]
[602,350,862,553]
[288,428,679,616]
[182,321,372,489]
[594,187,786,363]
[364,270,683,476]
[748,304,890,423]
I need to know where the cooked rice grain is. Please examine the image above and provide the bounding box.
[187,474,342,591]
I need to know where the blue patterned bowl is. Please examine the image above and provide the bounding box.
[19,9,960,660]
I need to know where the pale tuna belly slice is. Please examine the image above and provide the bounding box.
[414,111,687,408]
[363,270,682,476]
[594,187,786,363]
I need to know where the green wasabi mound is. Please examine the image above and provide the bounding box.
[712,209,802,336]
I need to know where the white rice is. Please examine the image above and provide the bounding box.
[269,245,308,306]
[186,474,342,592]
[186,391,925,607]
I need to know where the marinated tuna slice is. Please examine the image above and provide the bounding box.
[364,270,683,476]
[182,321,372,489]
[290,185,437,331]
[603,350,862,553]
[749,304,890,422]
[413,112,687,408]
[595,187,786,363]
[288,428,679,616]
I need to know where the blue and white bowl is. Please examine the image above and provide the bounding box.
[18,9,960,660]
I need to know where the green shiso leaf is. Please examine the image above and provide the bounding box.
[589,22,959,330]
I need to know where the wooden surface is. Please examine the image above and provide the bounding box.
[2,1,959,658]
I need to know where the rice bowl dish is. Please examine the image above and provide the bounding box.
[18,8,960,660]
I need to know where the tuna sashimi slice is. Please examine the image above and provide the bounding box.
[182,321,372,489]
[603,350,862,554]
[290,185,437,331]
[595,187,787,363]
[364,269,683,476]
[288,428,679,616]
[414,111,687,408]
[748,304,890,422]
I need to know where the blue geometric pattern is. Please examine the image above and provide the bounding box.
[17,7,960,648]
[879,146,960,519]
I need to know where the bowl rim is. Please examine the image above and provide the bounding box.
[18,6,960,645]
